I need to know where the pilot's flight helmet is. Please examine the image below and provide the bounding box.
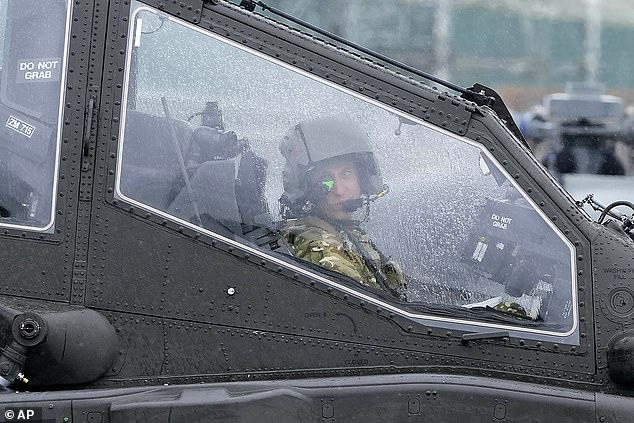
[279,115,383,216]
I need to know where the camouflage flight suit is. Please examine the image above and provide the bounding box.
[282,216,407,300]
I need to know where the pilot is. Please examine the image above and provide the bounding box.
[279,115,406,300]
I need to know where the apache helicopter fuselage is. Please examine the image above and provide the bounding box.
[0,0,633,422]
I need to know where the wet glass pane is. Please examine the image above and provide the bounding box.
[0,0,69,230]
[118,4,575,334]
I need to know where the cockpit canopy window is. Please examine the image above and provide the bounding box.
[117,3,577,342]
[0,0,70,231]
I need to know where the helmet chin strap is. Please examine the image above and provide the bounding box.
[341,184,389,213]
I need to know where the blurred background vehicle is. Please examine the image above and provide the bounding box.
[519,81,634,217]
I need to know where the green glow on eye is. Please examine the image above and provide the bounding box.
[322,178,335,192]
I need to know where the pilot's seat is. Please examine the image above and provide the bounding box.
[167,125,274,243]
[119,110,194,211]
[120,109,275,246]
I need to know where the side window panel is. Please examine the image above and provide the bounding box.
[118,4,576,340]
[0,0,70,231]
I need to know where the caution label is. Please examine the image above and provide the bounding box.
[16,58,62,83]
[490,213,513,230]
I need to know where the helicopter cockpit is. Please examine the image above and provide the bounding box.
[113,4,578,344]
[0,0,69,231]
